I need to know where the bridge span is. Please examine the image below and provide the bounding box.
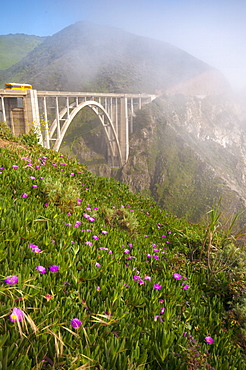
[0,89,157,167]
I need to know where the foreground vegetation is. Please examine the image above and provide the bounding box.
[0,126,246,369]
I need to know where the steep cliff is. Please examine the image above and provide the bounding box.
[118,94,246,224]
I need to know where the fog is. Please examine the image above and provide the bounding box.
[1,0,246,91]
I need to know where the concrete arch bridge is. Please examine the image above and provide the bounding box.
[0,89,158,167]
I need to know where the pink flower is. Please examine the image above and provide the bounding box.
[173,273,182,280]
[144,275,151,281]
[154,284,162,290]
[22,193,28,198]
[12,165,18,169]
[44,294,53,301]
[205,336,214,344]
[49,265,60,272]
[71,318,82,328]
[4,275,18,285]
[182,284,190,289]
[9,307,24,322]
[36,266,46,273]
[29,244,41,254]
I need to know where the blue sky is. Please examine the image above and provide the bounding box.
[1,0,246,90]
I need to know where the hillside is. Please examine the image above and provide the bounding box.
[0,34,45,71]
[0,127,245,369]
[0,22,229,95]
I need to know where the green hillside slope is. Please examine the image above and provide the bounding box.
[0,34,45,71]
[0,126,245,369]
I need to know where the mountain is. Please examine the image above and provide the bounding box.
[0,33,45,71]
[0,21,229,95]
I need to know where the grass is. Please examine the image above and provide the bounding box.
[0,126,246,369]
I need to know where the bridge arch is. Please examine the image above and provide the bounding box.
[49,100,123,167]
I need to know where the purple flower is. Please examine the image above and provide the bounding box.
[71,318,82,329]
[138,279,145,285]
[32,185,38,188]
[4,275,18,285]
[173,273,182,280]
[153,284,162,290]
[133,275,141,281]
[160,307,165,314]
[182,284,190,289]
[96,286,101,291]
[95,262,101,267]
[22,193,28,198]
[9,307,24,322]
[49,265,60,272]
[36,265,46,273]
[101,230,108,235]
[144,275,151,281]
[205,336,214,344]
[124,249,130,253]
[33,247,42,254]
[28,244,41,254]
[92,236,99,240]
[12,165,18,169]
[30,176,36,180]
[85,241,93,246]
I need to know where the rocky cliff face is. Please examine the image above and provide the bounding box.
[117,93,246,225]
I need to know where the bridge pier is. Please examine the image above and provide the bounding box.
[0,89,42,143]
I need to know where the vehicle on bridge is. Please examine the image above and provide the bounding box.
[5,82,32,90]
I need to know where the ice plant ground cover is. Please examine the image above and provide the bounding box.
[0,134,246,369]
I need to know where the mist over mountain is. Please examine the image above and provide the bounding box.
[1,21,246,225]
[0,21,229,95]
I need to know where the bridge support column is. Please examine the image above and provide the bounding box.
[119,96,129,165]
[24,90,43,144]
